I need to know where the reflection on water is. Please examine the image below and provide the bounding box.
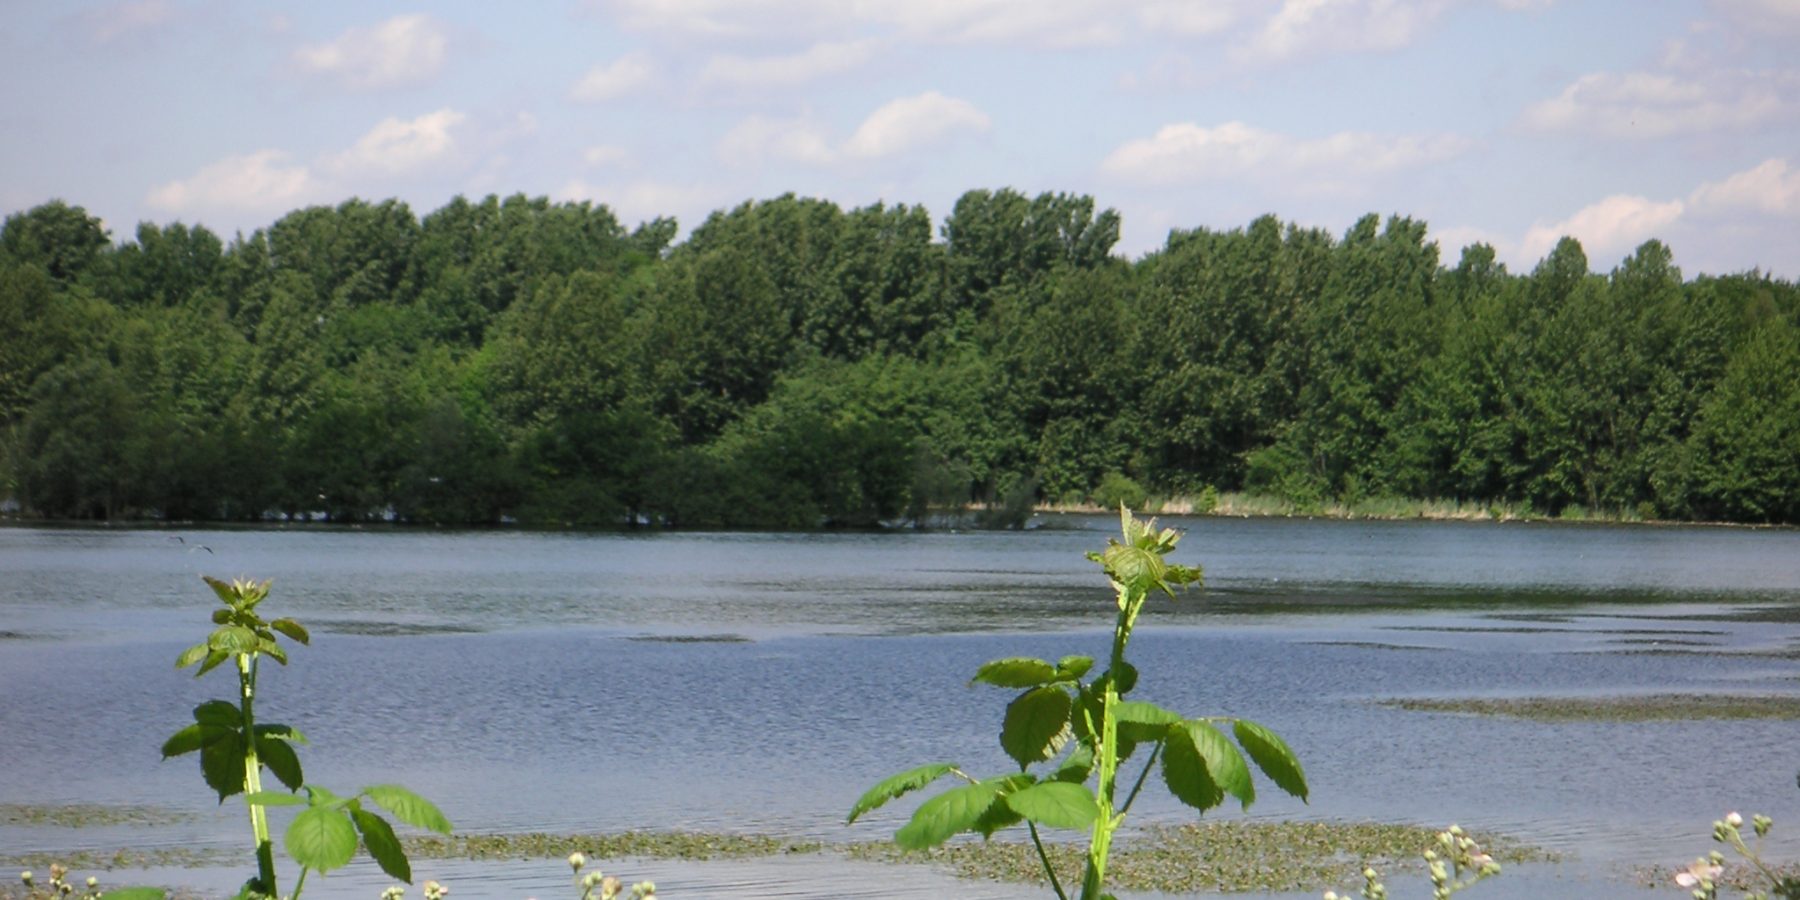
[2,517,1798,898]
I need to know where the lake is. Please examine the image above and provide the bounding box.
[3,515,1798,898]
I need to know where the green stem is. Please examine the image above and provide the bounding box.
[1027,821,1069,900]
[1116,743,1162,819]
[1080,588,1143,900]
[238,654,276,897]
[292,866,309,900]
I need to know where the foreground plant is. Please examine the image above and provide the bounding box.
[1674,812,1800,899]
[1322,825,1502,900]
[848,509,1308,900]
[161,577,452,899]
[568,852,657,900]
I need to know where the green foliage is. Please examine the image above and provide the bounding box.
[851,511,1307,900]
[161,577,449,898]
[1091,472,1147,512]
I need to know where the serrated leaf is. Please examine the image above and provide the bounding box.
[260,639,287,665]
[255,723,309,745]
[1103,545,1165,594]
[287,806,358,872]
[1055,656,1094,680]
[209,625,259,655]
[1004,782,1100,830]
[364,784,452,834]
[1051,745,1095,784]
[1110,661,1139,696]
[1234,719,1308,802]
[1186,721,1254,809]
[270,618,311,645]
[305,784,345,807]
[352,809,411,883]
[193,700,240,728]
[257,735,304,791]
[200,732,246,802]
[971,657,1057,688]
[244,791,305,807]
[1162,723,1223,812]
[176,643,210,669]
[1000,687,1072,768]
[894,780,1006,849]
[194,650,229,678]
[847,762,958,824]
[1116,701,1183,743]
[203,575,237,605]
[211,608,232,625]
[161,724,211,758]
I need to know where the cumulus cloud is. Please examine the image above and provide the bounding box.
[1240,0,1451,62]
[559,177,719,227]
[1101,121,1472,185]
[145,150,320,215]
[842,91,990,160]
[78,0,176,44]
[1523,69,1790,138]
[718,116,838,166]
[583,144,632,167]
[294,14,448,90]
[698,39,876,89]
[1689,158,1800,217]
[571,53,655,103]
[326,109,466,176]
[1520,194,1685,263]
[1711,0,1800,34]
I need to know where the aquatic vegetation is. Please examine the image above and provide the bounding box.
[160,576,451,898]
[849,509,1309,900]
[1382,694,1800,722]
[0,804,193,828]
[404,831,820,861]
[1320,826,1503,900]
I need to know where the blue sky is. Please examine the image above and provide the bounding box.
[4,0,1796,276]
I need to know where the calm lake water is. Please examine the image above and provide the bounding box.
[3,515,1798,898]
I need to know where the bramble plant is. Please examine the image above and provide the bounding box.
[161,576,452,899]
[848,508,1309,900]
[1674,812,1800,900]
[1321,825,1502,900]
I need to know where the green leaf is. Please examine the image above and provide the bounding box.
[203,575,238,606]
[1234,719,1309,802]
[175,643,209,669]
[971,657,1057,688]
[209,625,259,655]
[847,762,958,825]
[194,650,230,678]
[270,617,311,645]
[305,784,345,807]
[363,784,452,834]
[244,791,305,807]
[161,724,211,758]
[1103,545,1165,594]
[1186,721,1254,809]
[193,700,240,728]
[211,608,232,625]
[1161,723,1223,812]
[260,639,287,665]
[97,889,168,900]
[1116,701,1183,743]
[1004,782,1100,830]
[257,735,304,791]
[1055,655,1094,681]
[286,806,358,873]
[1109,662,1139,696]
[1051,745,1095,784]
[200,732,246,802]
[894,779,1007,849]
[352,809,411,883]
[255,723,309,744]
[1000,687,1072,768]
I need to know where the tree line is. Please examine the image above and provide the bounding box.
[1,191,1796,527]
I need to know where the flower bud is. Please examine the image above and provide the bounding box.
[19,872,32,887]
[1726,811,1744,828]
[86,876,98,888]
[569,852,586,872]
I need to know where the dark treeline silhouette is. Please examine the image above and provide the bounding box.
[2,192,1796,526]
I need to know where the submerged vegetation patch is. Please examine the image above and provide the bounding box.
[0,804,195,828]
[1383,694,1800,722]
[626,633,754,643]
[404,831,823,862]
[845,821,1552,894]
[312,620,485,637]
[1302,640,1450,652]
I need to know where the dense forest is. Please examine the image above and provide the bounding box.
[1,191,1796,527]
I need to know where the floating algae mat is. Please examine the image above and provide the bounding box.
[1382,694,1800,722]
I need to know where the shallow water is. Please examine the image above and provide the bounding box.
[3,516,1798,898]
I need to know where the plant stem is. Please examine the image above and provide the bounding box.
[292,866,308,900]
[1116,743,1162,819]
[238,653,276,897]
[1080,587,1143,900]
[1027,821,1069,900]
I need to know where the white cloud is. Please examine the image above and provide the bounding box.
[1101,121,1472,185]
[583,144,632,167]
[1135,1,1246,36]
[145,151,320,215]
[1712,0,1800,34]
[294,14,448,90]
[1520,194,1685,263]
[79,0,176,44]
[1241,0,1451,62]
[559,177,719,227]
[1689,158,1800,217]
[571,53,655,103]
[718,116,838,166]
[1523,70,1790,138]
[699,39,876,89]
[842,91,990,160]
[327,109,466,177]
